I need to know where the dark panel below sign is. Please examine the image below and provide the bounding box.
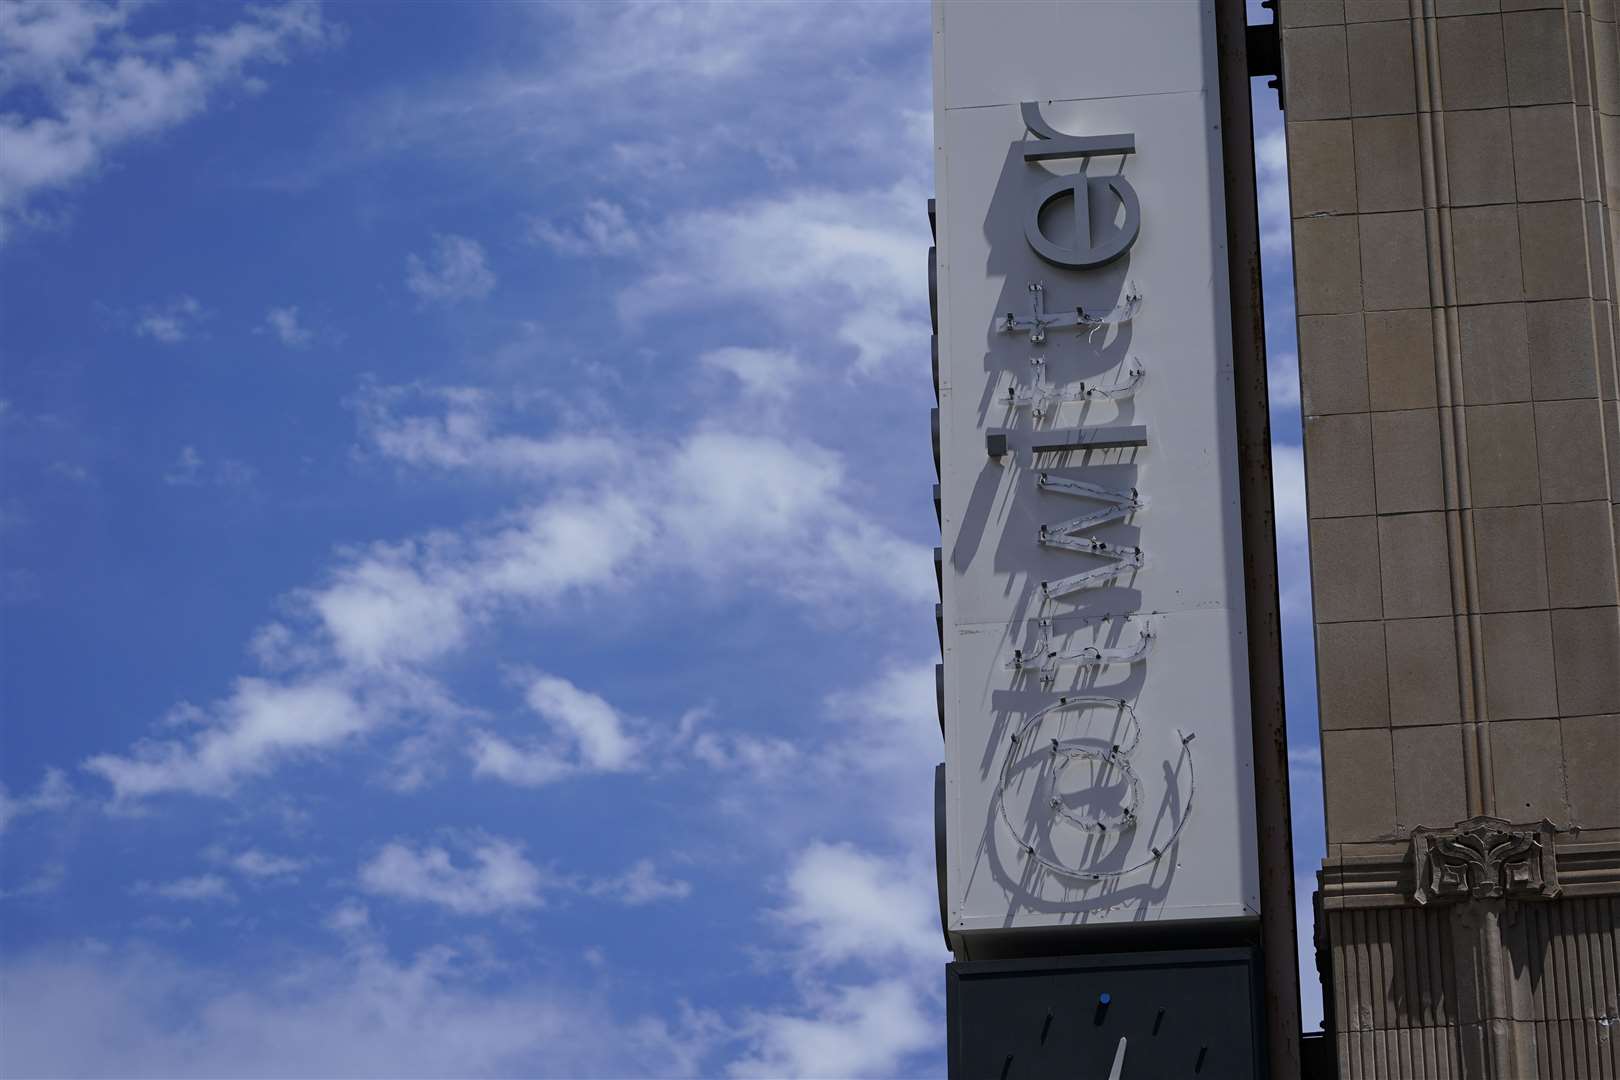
[947,948,1261,1079]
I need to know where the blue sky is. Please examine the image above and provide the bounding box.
[0,3,1321,1075]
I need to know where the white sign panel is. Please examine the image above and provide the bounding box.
[934,0,1260,941]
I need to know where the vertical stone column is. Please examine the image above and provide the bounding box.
[1281,1,1620,1076]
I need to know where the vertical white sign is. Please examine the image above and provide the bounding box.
[934,0,1260,943]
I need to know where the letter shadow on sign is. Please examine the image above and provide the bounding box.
[952,137,1141,593]
[973,137,1138,423]
[974,690,1187,925]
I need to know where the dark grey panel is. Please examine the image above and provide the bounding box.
[947,949,1261,1079]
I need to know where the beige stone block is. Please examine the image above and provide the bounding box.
[1351,115,1422,212]
[1288,120,1358,216]
[1489,717,1569,821]
[1347,19,1418,116]
[1602,115,1620,206]
[1379,512,1457,618]
[1607,400,1620,502]
[1459,302,1532,404]
[1372,409,1447,512]
[1317,621,1391,730]
[1441,0,1501,11]
[1284,0,1345,26]
[1551,605,1620,714]
[1577,106,1601,203]
[1598,20,1620,113]
[1587,307,1613,401]
[1322,728,1399,842]
[1466,402,1542,506]
[1533,398,1609,502]
[1451,204,1524,305]
[1284,25,1352,121]
[1365,309,1438,411]
[1503,9,1574,106]
[1583,200,1608,301]
[1444,107,1517,206]
[1509,104,1583,202]
[1527,299,1599,400]
[1359,210,1431,311]
[1519,200,1590,301]
[1348,0,1412,19]
[1386,616,1465,726]
[1542,501,1620,607]
[1481,609,1559,718]
[1438,14,1510,110]
[1300,313,1370,415]
[1394,725,1470,831]
[1472,505,1551,611]
[1293,215,1364,314]
[1561,714,1620,826]
[1312,516,1386,622]
[1306,413,1377,517]
[1595,305,1617,401]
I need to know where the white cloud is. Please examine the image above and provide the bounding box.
[1254,122,1292,255]
[630,185,929,378]
[0,2,337,240]
[587,859,692,906]
[135,295,204,344]
[84,675,370,799]
[529,199,639,256]
[700,346,802,401]
[522,674,640,771]
[264,305,313,347]
[1270,441,1313,619]
[404,233,495,302]
[469,672,643,788]
[466,732,572,788]
[134,874,236,903]
[0,766,72,832]
[85,385,931,803]
[0,939,716,1077]
[212,847,307,880]
[730,979,935,1079]
[164,445,255,488]
[352,383,623,478]
[358,834,547,915]
[163,445,204,485]
[1269,349,1300,410]
[774,842,940,972]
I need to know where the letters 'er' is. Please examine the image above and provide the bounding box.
[1019,101,1139,270]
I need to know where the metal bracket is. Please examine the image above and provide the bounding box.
[1039,540,1145,601]
[1003,355,1145,420]
[1036,472,1146,534]
[997,281,1142,344]
[1007,617,1156,688]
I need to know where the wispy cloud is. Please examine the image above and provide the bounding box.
[0,1,338,241]
[529,199,639,256]
[358,834,547,915]
[404,233,495,303]
[263,305,313,347]
[470,672,643,788]
[0,767,72,832]
[135,296,205,344]
[0,939,716,1076]
[586,859,692,907]
[133,874,236,903]
[628,185,929,378]
[701,347,802,401]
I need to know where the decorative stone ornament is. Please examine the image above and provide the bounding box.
[1410,816,1562,905]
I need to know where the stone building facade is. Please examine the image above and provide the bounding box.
[1280,1,1620,1076]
